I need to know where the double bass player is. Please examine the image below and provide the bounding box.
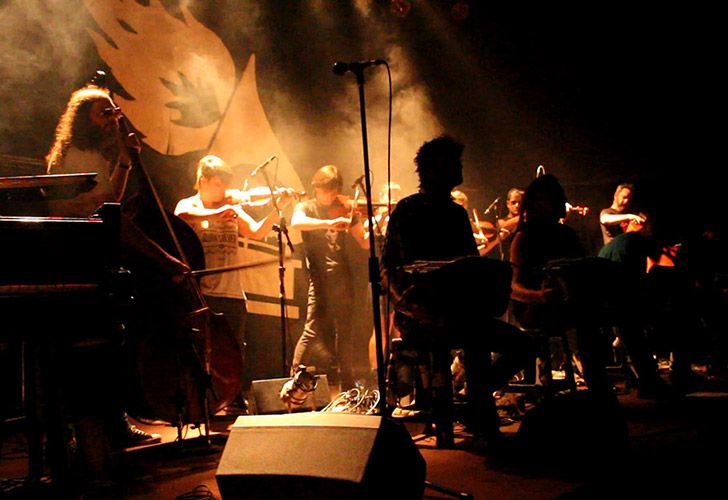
[45,84,189,491]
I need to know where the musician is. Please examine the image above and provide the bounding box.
[451,189,490,256]
[367,181,403,371]
[46,84,188,279]
[597,218,675,398]
[498,187,523,238]
[174,154,294,411]
[43,85,190,488]
[290,165,369,390]
[509,174,615,398]
[382,136,533,449]
[368,181,401,241]
[599,183,646,246]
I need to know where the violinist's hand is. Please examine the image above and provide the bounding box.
[275,187,296,209]
[328,217,350,231]
[631,214,646,225]
[216,206,239,221]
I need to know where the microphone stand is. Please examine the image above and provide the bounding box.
[492,202,506,261]
[258,168,295,376]
[348,66,387,414]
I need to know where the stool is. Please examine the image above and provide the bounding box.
[386,337,455,448]
[507,326,578,397]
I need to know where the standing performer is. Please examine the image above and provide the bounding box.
[45,84,189,491]
[290,165,369,390]
[174,154,294,412]
[47,85,189,278]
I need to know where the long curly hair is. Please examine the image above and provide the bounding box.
[46,85,117,173]
[517,173,567,230]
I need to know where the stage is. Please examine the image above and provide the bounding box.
[2,367,727,499]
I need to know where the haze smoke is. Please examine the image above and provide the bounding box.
[0,0,93,156]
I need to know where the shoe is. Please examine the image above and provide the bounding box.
[110,414,161,449]
[220,400,249,416]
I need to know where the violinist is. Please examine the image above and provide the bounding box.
[174,154,295,413]
[600,182,645,246]
[44,84,189,490]
[493,187,524,260]
[451,188,492,256]
[289,164,369,390]
[367,181,401,241]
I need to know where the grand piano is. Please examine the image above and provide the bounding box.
[0,172,121,488]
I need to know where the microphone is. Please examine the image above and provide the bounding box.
[483,197,501,216]
[333,59,386,76]
[250,155,277,177]
[351,174,366,189]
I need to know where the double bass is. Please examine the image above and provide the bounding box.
[111,102,243,434]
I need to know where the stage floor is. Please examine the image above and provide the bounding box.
[2,367,728,499]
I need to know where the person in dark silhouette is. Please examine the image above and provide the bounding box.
[382,135,533,449]
[598,216,674,398]
[509,174,614,398]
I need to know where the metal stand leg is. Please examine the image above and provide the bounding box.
[424,480,473,499]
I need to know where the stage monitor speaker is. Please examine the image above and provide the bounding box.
[216,413,426,499]
[251,376,331,414]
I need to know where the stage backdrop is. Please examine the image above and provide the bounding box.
[0,1,719,377]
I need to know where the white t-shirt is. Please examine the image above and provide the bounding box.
[48,147,115,217]
[174,194,246,300]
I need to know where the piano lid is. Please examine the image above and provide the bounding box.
[0,172,97,190]
[0,173,97,205]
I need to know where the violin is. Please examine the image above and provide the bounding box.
[476,219,499,238]
[335,194,393,214]
[225,186,306,208]
[565,203,589,217]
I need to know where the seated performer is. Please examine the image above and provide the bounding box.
[382,135,533,448]
[451,188,497,256]
[290,165,369,390]
[497,187,524,247]
[509,174,615,398]
[174,154,295,412]
[600,182,645,246]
